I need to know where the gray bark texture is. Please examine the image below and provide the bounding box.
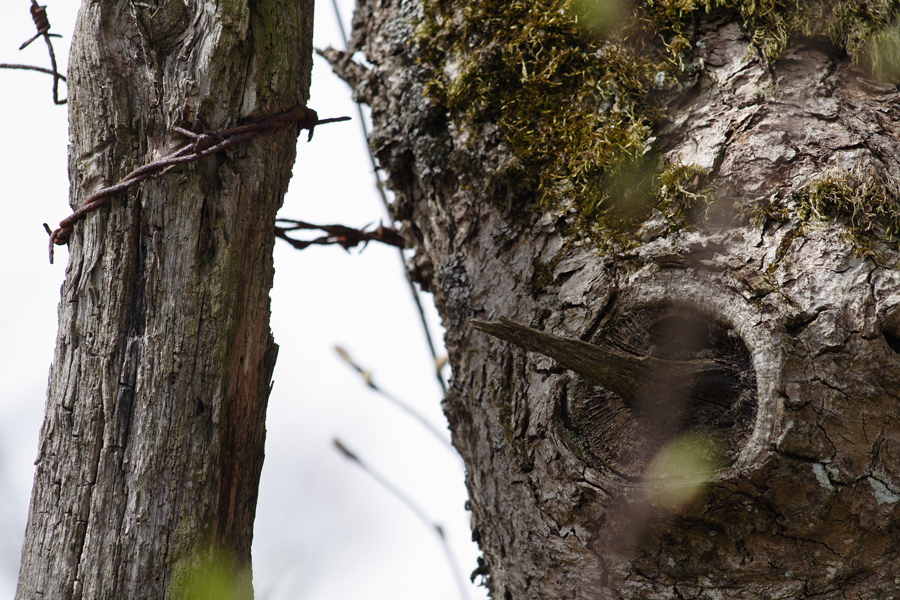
[16,1,313,598]
[328,0,900,598]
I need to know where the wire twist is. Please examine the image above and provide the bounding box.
[44,105,350,263]
[4,0,68,104]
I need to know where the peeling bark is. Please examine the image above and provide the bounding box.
[16,1,314,598]
[332,1,900,598]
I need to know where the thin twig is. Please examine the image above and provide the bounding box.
[44,105,349,263]
[328,0,447,395]
[332,439,471,600]
[334,347,456,454]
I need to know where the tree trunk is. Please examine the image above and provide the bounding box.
[330,0,900,598]
[16,1,313,598]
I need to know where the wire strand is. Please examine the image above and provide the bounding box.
[328,0,447,395]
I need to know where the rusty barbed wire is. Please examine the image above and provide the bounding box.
[44,105,350,263]
[20,2,56,48]
[274,219,406,251]
[323,0,448,396]
[0,1,68,104]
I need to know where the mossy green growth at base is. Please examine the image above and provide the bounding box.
[171,546,252,600]
[416,0,900,248]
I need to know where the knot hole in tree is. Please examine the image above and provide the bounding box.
[559,307,758,479]
[883,328,900,354]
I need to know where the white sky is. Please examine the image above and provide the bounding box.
[0,2,486,599]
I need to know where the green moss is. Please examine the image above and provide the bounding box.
[868,22,900,81]
[529,255,564,293]
[493,392,535,470]
[767,225,804,275]
[741,197,791,229]
[753,167,900,270]
[656,163,714,226]
[415,0,900,246]
[418,0,672,246]
[794,167,900,254]
[171,544,252,600]
[711,0,900,61]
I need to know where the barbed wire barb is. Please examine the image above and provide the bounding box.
[274,219,405,251]
[44,105,350,263]
[0,1,68,104]
[325,0,448,396]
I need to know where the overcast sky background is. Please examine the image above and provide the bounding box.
[0,2,486,599]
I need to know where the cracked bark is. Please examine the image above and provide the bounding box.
[16,1,313,598]
[330,1,900,598]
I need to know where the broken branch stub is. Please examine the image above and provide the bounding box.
[472,317,721,415]
[473,310,758,472]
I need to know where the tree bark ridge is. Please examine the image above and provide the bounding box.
[337,0,900,598]
[16,1,314,598]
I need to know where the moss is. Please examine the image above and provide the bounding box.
[656,163,714,226]
[868,22,900,80]
[529,255,564,293]
[415,0,900,246]
[765,225,805,275]
[170,543,252,600]
[418,0,672,247]
[793,167,900,255]
[493,392,535,470]
[712,0,900,62]
[753,167,900,271]
[741,197,791,229]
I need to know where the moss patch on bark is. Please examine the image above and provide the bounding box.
[794,167,900,255]
[416,0,900,248]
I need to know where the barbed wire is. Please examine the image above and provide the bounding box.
[0,1,67,104]
[323,0,448,396]
[274,219,405,251]
[44,105,349,263]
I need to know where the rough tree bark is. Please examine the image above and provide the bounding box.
[16,1,313,598]
[327,0,900,598]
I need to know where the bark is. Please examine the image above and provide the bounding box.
[16,1,313,598]
[329,1,900,598]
